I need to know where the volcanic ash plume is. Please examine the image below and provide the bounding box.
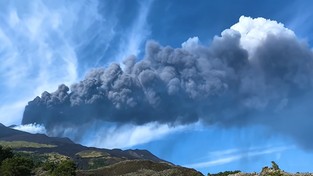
[22,16,313,149]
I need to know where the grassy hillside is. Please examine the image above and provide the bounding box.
[0,124,203,175]
[0,141,56,149]
[1,145,204,176]
[77,160,203,176]
[76,150,110,158]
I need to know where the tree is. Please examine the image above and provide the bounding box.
[0,156,34,176]
[271,161,280,170]
[0,146,13,164]
[42,161,57,172]
[51,160,76,176]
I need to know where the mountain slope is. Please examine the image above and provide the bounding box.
[0,123,163,162]
[0,123,73,145]
[0,123,203,175]
[77,160,203,176]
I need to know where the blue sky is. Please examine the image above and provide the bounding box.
[1,0,313,174]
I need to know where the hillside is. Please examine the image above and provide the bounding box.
[0,123,203,175]
[77,160,202,176]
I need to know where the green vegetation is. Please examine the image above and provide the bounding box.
[76,150,109,158]
[75,150,119,169]
[0,146,13,164]
[207,161,291,176]
[45,152,69,162]
[271,161,280,170]
[0,146,34,176]
[265,171,284,176]
[3,142,310,176]
[15,151,68,168]
[77,160,203,176]
[0,141,56,149]
[0,145,76,176]
[259,161,283,176]
[0,156,34,176]
[53,160,76,176]
[43,160,76,176]
[88,158,109,169]
[207,170,240,176]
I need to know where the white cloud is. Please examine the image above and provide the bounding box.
[115,0,154,61]
[181,37,200,50]
[282,2,313,43]
[13,123,47,134]
[0,3,79,124]
[0,100,27,126]
[8,121,199,149]
[0,0,115,125]
[229,16,295,58]
[46,121,200,149]
[184,145,293,169]
[80,122,197,149]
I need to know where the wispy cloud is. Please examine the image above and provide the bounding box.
[49,121,200,149]
[83,122,186,149]
[0,100,27,125]
[0,1,79,125]
[13,123,46,134]
[114,0,154,61]
[184,146,293,169]
[0,0,116,125]
[282,1,313,44]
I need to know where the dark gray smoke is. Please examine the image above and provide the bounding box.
[22,17,313,149]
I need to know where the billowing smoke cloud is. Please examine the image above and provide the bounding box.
[22,16,313,149]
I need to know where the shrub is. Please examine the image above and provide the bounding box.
[0,146,13,164]
[271,161,280,170]
[51,160,76,176]
[42,161,57,172]
[0,156,34,176]
[208,170,241,176]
